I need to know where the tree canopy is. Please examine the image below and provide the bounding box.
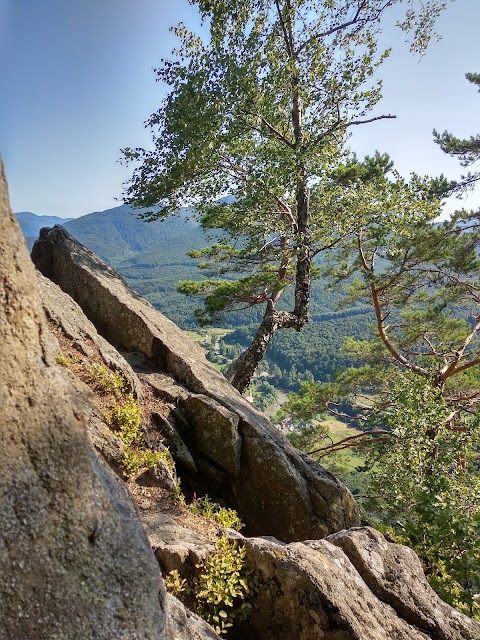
[284,154,480,615]
[122,0,451,393]
[434,72,480,193]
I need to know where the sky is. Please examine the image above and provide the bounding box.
[1,0,479,219]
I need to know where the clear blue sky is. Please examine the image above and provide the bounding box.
[1,0,478,219]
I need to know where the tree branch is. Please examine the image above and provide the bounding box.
[370,283,429,377]
[296,0,394,55]
[307,430,390,456]
[441,316,480,380]
[346,114,396,127]
[218,153,297,228]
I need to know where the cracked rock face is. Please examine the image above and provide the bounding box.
[234,528,480,640]
[325,527,480,640]
[32,225,360,541]
[0,160,168,638]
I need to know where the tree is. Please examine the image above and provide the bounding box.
[434,72,480,193]
[123,0,450,393]
[284,155,480,614]
[286,153,480,446]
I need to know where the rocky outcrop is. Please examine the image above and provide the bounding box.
[142,511,215,576]
[32,225,360,541]
[38,271,143,398]
[236,529,480,640]
[145,515,480,640]
[326,527,480,640]
[8,175,476,638]
[0,160,166,637]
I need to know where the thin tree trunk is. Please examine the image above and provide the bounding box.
[226,1,312,393]
[225,302,282,394]
[293,163,312,326]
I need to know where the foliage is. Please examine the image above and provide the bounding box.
[109,395,143,444]
[251,379,278,411]
[189,496,244,531]
[108,395,161,477]
[434,72,480,193]
[165,569,187,599]
[366,375,480,618]
[122,0,450,392]
[286,154,480,438]
[194,536,256,636]
[85,363,130,397]
[285,422,328,451]
[164,536,257,636]
[55,352,80,368]
[282,154,480,615]
[122,448,162,478]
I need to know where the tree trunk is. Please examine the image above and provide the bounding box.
[226,2,312,393]
[225,302,298,394]
[293,163,312,327]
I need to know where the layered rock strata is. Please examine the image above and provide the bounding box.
[149,517,480,640]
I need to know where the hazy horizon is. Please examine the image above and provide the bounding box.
[2,0,479,219]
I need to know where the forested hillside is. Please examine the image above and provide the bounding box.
[18,207,371,388]
[16,212,73,241]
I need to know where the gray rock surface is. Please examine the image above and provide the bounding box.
[66,371,125,472]
[166,595,221,640]
[326,527,480,640]
[137,506,480,640]
[142,511,215,575]
[0,159,166,638]
[232,528,480,640]
[32,225,360,541]
[38,272,143,397]
[180,394,242,476]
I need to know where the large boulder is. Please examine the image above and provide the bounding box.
[32,225,360,541]
[138,509,480,640]
[166,595,221,640]
[326,527,480,640]
[0,159,165,638]
[38,271,143,397]
[0,159,166,640]
[142,511,215,576]
[234,528,480,640]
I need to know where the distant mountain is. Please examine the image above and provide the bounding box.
[63,204,202,264]
[16,212,73,241]
[17,204,217,326]
[17,202,372,386]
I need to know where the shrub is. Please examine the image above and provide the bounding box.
[190,496,244,531]
[108,395,160,477]
[122,447,161,477]
[165,569,187,599]
[194,536,256,636]
[164,536,257,636]
[85,363,130,396]
[55,352,80,368]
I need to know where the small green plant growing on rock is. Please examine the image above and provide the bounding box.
[164,537,257,636]
[86,363,130,396]
[194,536,256,636]
[108,395,160,477]
[55,352,80,368]
[165,569,187,599]
[189,496,244,531]
[109,395,142,445]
